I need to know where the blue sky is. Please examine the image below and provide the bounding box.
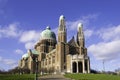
[0,0,120,71]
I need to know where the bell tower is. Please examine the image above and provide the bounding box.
[56,15,67,72]
[58,15,67,43]
[77,23,85,47]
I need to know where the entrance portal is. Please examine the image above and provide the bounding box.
[78,62,83,73]
[72,62,77,73]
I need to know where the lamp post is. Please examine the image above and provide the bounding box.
[35,57,38,80]
[102,60,105,73]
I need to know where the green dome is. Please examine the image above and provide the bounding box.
[22,53,28,59]
[31,50,39,55]
[41,26,56,40]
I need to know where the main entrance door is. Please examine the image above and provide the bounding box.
[72,62,77,73]
[78,62,83,73]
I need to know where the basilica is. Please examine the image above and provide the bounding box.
[19,15,90,74]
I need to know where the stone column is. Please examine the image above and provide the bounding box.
[71,61,72,73]
[87,60,90,73]
[77,61,78,73]
[51,57,52,67]
[82,60,85,73]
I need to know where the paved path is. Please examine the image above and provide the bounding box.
[38,74,72,80]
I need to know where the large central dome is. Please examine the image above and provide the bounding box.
[40,26,56,40]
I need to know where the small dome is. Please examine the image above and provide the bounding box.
[31,50,39,55]
[41,26,56,40]
[22,53,28,59]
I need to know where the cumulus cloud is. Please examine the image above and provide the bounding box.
[14,49,24,55]
[0,56,2,61]
[88,40,120,60]
[0,56,17,69]
[84,29,93,39]
[0,67,3,70]
[65,14,97,40]
[66,14,98,31]
[3,58,16,65]
[0,23,21,38]
[53,27,58,35]
[88,24,120,61]
[11,64,18,69]
[0,22,41,50]
[19,30,41,49]
[25,42,35,49]
[98,25,120,41]
[66,19,82,31]
[0,22,41,49]
[19,30,40,43]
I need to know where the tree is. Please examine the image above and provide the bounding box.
[90,69,99,74]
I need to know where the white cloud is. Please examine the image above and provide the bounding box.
[0,56,17,69]
[0,23,39,49]
[0,23,41,50]
[88,24,120,61]
[84,29,93,39]
[0,23,21,38]
[88,40,120,60]
[19,30,40,43]
[11,63,18,69]
[0,56,15,65]
[25,42,35,49]
[3,59,16,65]
[66,19,82,31]
[65,14,98,41]
[53,27,58,35]
[0,56,2,61]
[0,67,3,70]
[0,34,2,38]
[98,25,120,41]
[19,30,41,49]
[14,49,24,55]
[66,14,98,31]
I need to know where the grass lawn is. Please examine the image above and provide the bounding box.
[0,74,36,80]
[64,73,120,80]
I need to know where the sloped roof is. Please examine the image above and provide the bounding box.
[31,49,39,55]
[68,36,78,47]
